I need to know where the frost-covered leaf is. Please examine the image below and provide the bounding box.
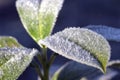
[52,61,118,80]
[38,0,64,40]
[0,47,37,80]
[0,36,21,48]
[0,36,38,79]
[85,25,120,42]
[16,0,64,42]
[16,0,40,42]
[40,27,111,72]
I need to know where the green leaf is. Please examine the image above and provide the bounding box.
[16,0,64,42]
[52,61,118,80]
[85,25,120,42]
[0,36,38,79]
[0,36,22,48]
[0,47,37,80]
[40,27,111,72]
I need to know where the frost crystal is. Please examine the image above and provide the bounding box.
[16,0,64,41]
[0,47,38,80]
[38,0,64,40]
[39,0,63,17]
[40,36,101,69]
[40,27,111,72]
[16,0,40,41]
[16,0,40,20]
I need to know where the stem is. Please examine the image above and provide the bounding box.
[35,64,43,80]
[31,60,43,79]
[48,53,58,68]
[36,46,57,80]
[43,63,49,80]
[41,47,49,80]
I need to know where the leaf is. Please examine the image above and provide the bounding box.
[38,0,64,40]
[16,0,64,42]
[0,36,22,48]
[85,25,120,42]
[52,61,118,80]
[16,0,40,42]
[0,36,38,79]
[40,27,111,72]
[108,60,120,68]
[0,47,37,80]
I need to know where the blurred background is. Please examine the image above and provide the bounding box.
[0,0,120,80]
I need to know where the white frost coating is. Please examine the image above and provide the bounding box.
[16,0,40,11]
[40,27,111,71]
[0,48,38,80]
[39,0,64,16]
[39,0,64,35]
[0,68,3,78]
[16,0,40,17]
[85,25,120,42]
[57,27,111,62]
[40,36,102,71]
[8,48,37,62]
[16,0,40,29]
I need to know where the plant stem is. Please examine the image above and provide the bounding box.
[36,46,58,80]
[35,64,43,80]
[31,60,43,79]
[48,53,58,68]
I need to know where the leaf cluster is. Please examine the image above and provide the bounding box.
[0,0,120,80]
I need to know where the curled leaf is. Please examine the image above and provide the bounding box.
[0,36,21,48]
[16,0,64,42]
[85,25,120,42]
[0,47,38,80]
[40,27,111,72]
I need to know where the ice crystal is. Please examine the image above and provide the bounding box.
[38,0,64,40]
[0,47,37,80]
[16,0,64,42]
[16,0,41,41]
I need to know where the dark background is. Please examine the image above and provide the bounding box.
[0,0,120,80]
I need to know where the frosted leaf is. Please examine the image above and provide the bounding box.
[52,61,118,80]
[0,47,38,80]
[0,36,22,48]
[16,0,64,42]
[38,0,64,40]
[16,0,40,41]
[85,25,120,42]
[40,27,111,72]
